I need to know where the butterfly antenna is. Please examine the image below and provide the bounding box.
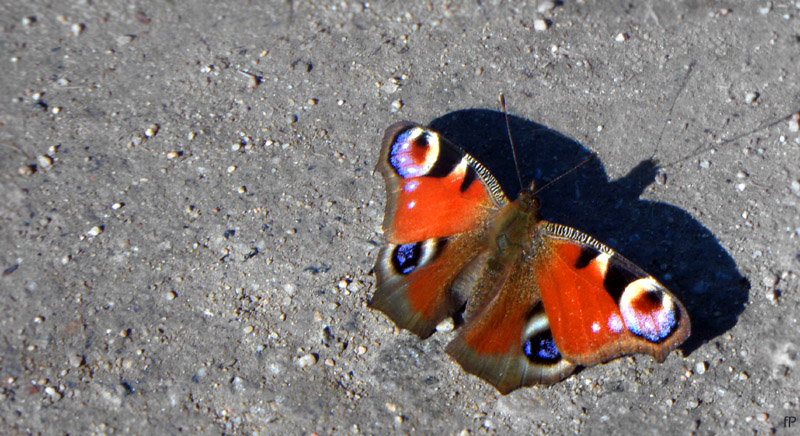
[650,62,696,163]
[500,93,525,192]
[532,153,597,196]
[660,109,799,169]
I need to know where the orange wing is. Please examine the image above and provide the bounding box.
[534,222,690,366]
[371,123,508,337]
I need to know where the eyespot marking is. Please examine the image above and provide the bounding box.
[619,278,679,342]
[388,127,440,178]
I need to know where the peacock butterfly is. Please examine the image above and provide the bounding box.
[369,105,691,394]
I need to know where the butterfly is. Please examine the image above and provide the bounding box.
[370,117,691,394]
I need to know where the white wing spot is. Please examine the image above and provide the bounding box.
[608,313,623,333]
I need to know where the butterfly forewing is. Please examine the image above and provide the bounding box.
[534,222,690,366]
[376,122,506,244]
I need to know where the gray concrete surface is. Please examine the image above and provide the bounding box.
[1,1,799,434]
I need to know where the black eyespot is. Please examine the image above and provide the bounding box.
[392,243,422,275]
[523,330,562,364]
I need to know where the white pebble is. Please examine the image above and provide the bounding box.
[788,113,799,132]
[436,317,455,333]
[736,183,746,192]
[22,16,37,27]
[87,226,104,237]
[37,154,54,170]
[615,33,629,42]
[111,202,124,210]
[533,18,549,31]
[70,23,84,36]
[296,353,317,368]
[144,124,159,138]
[745,92,759,104]
[537,1,555,13]
[790,180,800,194]
[695,361,708,374]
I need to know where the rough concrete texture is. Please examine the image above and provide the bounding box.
[1,1,799,435]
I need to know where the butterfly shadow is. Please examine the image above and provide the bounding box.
[428,109,749,357]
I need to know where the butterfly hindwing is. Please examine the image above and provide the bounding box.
[445,247,577,394]
[534,222,690,366]
[372,231,483,338]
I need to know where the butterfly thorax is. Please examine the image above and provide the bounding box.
[488,189,542,258]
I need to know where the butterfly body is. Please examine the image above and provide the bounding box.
[371,122,690,394]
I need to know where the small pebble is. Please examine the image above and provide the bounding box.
[70,23,84,36]
[87,225,104,237]
[356,345,367,355]
[243,325,254,334]
[22,16,37,27]
[615,33,629,42]
[736,183,746,192]
[391,99,403,112]
[788,113,800,132]
[537,1,555,13]
[436,318,455,333]
[145,124,159,138]
[533,18,549,31]
[744,92,759,104]
[37,154,54,170]
[695,361,708,375]
[296,353,317,368]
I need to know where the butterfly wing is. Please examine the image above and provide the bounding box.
[445,249,577,394]
[446,215,689,394]
[534,222,690,366]
[371,123,508,337]
[375,122,507,244]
